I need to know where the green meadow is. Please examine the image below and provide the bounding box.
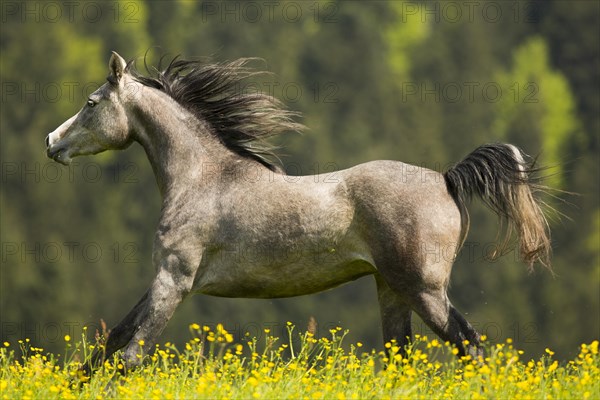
[2,324,598,399]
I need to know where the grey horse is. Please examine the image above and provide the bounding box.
[46,52,551,372]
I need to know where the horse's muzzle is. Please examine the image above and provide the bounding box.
[46,145,70,165]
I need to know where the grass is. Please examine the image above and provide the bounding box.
[1,323,598,399]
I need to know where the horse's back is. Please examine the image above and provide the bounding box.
[341,159,456,213]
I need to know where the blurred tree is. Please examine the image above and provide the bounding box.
[1,18,104,331]
[534,0,600,356]
[1,1,157,352]
[493,36,581,189]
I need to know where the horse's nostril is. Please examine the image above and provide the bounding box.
[45,135,50,147]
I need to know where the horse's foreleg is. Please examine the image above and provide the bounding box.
[119,265,193,369]
[84,257,193,374]
[82,291,150,375]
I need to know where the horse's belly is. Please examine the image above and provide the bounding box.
[193,247,376,298]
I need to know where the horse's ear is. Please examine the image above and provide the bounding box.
[108,51,127,84]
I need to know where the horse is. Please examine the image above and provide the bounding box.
[46,51,551,372]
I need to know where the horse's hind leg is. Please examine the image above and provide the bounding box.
[375,274,413,354]
[411,289,483,358]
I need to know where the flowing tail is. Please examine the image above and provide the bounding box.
[444,143,551,270]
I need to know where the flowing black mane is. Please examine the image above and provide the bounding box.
[129,56,304,171]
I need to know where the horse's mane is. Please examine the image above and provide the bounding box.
[129,56,304,171]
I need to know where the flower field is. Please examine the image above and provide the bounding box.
[1,324,598,399]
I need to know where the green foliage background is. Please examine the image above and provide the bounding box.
[1,0,598,360]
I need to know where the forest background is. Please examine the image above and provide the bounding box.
[1,0,598,360]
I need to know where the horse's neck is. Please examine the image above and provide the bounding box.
[130,91,225,198]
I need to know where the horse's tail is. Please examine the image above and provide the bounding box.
[443,143,551,270]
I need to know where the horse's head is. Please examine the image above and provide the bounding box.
[46,52,135,165]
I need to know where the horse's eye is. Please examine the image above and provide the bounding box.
[87,99,96,108]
